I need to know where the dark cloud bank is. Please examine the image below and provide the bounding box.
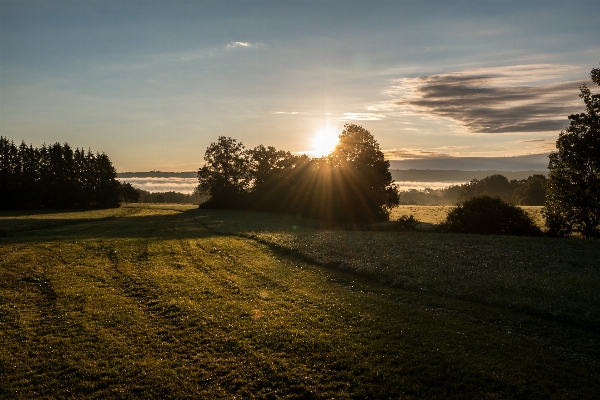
[397,73,582,133]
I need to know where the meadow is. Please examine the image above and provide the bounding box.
[1,205,598,398]
[390,205,546,229]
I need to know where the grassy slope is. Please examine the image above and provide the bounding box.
[1,205,598,399]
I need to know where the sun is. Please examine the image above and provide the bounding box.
[311,128,339,158]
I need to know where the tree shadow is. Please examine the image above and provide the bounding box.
[0,208,219,242]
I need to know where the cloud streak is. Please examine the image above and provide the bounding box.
[383,148,452,160]
[340,112,386,121]
[390,64,585,134]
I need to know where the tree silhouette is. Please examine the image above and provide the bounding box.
[327,124,400,223]
[197,125,399,224]
[0,137,121,209]
[121,182,140,204]
[544,66,600,238]
[197,136,250,209]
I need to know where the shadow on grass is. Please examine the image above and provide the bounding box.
[0,208,213,241]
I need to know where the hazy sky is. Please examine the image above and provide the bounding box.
[1,1,598,171]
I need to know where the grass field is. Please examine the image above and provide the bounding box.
[390,205,546,229]
[1,205,599,398]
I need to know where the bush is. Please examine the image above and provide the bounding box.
[440,195,541,236]
[392,214,420,231]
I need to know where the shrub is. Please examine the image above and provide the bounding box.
[439,195,541,236]
[392,214,420,231]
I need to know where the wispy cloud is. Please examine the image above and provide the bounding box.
[435,145,474,150]
[225,41,253,49]
[340,112,386,121]
[388,64,586,134]
[382,148,451,160]
[518,139,548,143]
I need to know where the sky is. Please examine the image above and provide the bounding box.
[1,0,599,172]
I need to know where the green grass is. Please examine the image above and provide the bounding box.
[1,205,599,398]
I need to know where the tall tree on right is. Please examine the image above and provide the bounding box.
[543,66,600,238]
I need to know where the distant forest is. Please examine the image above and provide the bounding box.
[399,174,547,206]
[390,169,547,183]
[0,137,121,209]
[132,188,206,204]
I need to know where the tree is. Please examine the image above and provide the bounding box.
[458,174,517,203]
[121,182,140,204]
[197,136,250,209]
[512,174,546,206]
[327,124,400,223]
[543,66,600,238]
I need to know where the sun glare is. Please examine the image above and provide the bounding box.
[311,128,339,158]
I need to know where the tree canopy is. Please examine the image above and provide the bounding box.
[0,137,121,209]
[197,136,250,209]
[197,125,400,224]
[543,66,600,238]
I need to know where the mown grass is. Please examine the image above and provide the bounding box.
[198,209,600,330]
[1,205,599,398]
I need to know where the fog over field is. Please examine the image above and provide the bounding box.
[119,177,475,194]
[118,177,198,194]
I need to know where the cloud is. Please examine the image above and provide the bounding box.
[389,64,586,134]
[226,41,252,49]
[518,139,548,143]
[435,145,474,150]
[382,148,451,160]
[340,112,386,121]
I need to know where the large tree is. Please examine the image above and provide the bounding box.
[327,124,400,222]
[543,66,600,238]
[197,136,250,209]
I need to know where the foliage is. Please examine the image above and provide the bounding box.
[399,174,547,206]
[197,125,399,224]
[135,188,206,204]
[326,124,400,223]
[511,174,547,205]
[459,174,515,203]
[543,66,600,238]
[392,214,420,231]
[120,182,140,204]
[0,137,121,209]
[197,136,250,209]
[439,195,542,236]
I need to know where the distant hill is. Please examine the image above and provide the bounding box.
[391,170,547,183]
[117,171,196,178]
[388,153,550,171]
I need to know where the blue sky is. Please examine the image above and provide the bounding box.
[1,0,598,171]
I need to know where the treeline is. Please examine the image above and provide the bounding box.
[399,174,547,206]
[134,188,206,204]
[0,137,121,209]
[198,124,399,224]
